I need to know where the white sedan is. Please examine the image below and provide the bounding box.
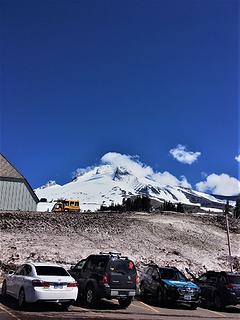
[1,262,78,310]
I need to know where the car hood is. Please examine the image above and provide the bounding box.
[161,279,199,289]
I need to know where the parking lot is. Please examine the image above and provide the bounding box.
[0,295,240,320]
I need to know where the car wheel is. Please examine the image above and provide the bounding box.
[189,303,198,310]
[214,293,224,310]
[1,281,7,297]
[157,288,164,307]
[18,288,26,310]
[118,297,132,309]
[60,302,71,311]
[140,282,146,300]
[85,285,97,307]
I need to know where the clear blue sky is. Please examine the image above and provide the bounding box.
[1,0,239,190]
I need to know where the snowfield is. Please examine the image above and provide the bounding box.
[0,211,239,278]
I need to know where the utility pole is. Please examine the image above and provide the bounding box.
[225,201,233,272]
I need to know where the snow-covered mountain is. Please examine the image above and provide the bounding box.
[35,152,225,212]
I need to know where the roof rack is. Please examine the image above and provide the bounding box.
[99,252,121,256]
[120,256,129,260]
[164,266,178,270]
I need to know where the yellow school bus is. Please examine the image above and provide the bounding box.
[52,199,80,213]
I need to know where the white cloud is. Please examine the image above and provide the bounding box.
[101,152,191,188]
[235,154,240,162]
[170,144,201,164]
[154,172,191,188]
[196,173,240,196]
[72,166,94,179]
[101,152,153,177]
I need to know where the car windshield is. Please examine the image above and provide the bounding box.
[35,266,69,276]
[109,259,136,274]
[228,275,240,284]
[159,269,187,281]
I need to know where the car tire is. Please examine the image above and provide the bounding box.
[140,282,146,300]
[60,302,71,311]
[189,303,198,310]
[118,297,132,309]
[18,288,26,310]
[85,284,97,307]
[1,281,7,297]
[214,293,224,310]
[157,288,164,307]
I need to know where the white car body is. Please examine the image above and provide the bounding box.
[2,262,78,306]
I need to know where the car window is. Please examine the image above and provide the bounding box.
[84,258,95,272]
[109,259,136,274]
[177,271,187,281]
[146,267,153,276]
[198,274,207,283]
[159,268,185,280]
[74,259,86,270]
[15,266,24,275]
[84,256,109,272]
[35,266,69,276]
[206,274,219,283]
[152,268,160,279]
[21,265,32,276]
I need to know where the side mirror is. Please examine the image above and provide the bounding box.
[70,266,75,270]
[8,270,14,275]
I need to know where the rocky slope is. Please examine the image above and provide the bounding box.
[0,211,239,278]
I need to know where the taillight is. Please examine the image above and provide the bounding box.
[32,280,50,288]
[225,284,236,289]
[102,273,109,284]
[136,273,139,286]
[129,261,134,270]
[67,282,78,287]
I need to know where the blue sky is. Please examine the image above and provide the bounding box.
[1,0,239,195]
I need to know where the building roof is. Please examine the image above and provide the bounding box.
[0,153,39,204]
[0,153,24,179]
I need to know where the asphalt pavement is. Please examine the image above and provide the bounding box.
[0,295,239,320]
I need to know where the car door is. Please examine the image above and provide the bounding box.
[195,273,208,303]
[149,267,160,297]
[77,257,94,293]
[11,265,25,298]
[205,273,219,304]
[5,270,16,296]
[69,259,86,280]
[143,267,153,295]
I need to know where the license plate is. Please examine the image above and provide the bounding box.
[119,291,128,295]
[54,284,63,289]
[184,294,192,301]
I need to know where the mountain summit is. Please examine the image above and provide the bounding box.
[35,152,225,212]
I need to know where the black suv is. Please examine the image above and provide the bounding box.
[69,252,137,308]
[192,271,240,309]
[140,264,201,309]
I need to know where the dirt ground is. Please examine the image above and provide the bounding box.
[0,211,239,277]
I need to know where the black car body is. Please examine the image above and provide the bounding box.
[69,252,137,308]
[194,271,240,309]
[140,264,201,309]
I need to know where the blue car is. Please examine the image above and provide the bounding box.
[140,264,201,309]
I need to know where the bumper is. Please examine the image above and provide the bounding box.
[26,287,78,303]
[225,292,240,306]
[165,290,200,305]
[97,285,136,300]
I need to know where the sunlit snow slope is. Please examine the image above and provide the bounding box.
[35,152,224,211]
